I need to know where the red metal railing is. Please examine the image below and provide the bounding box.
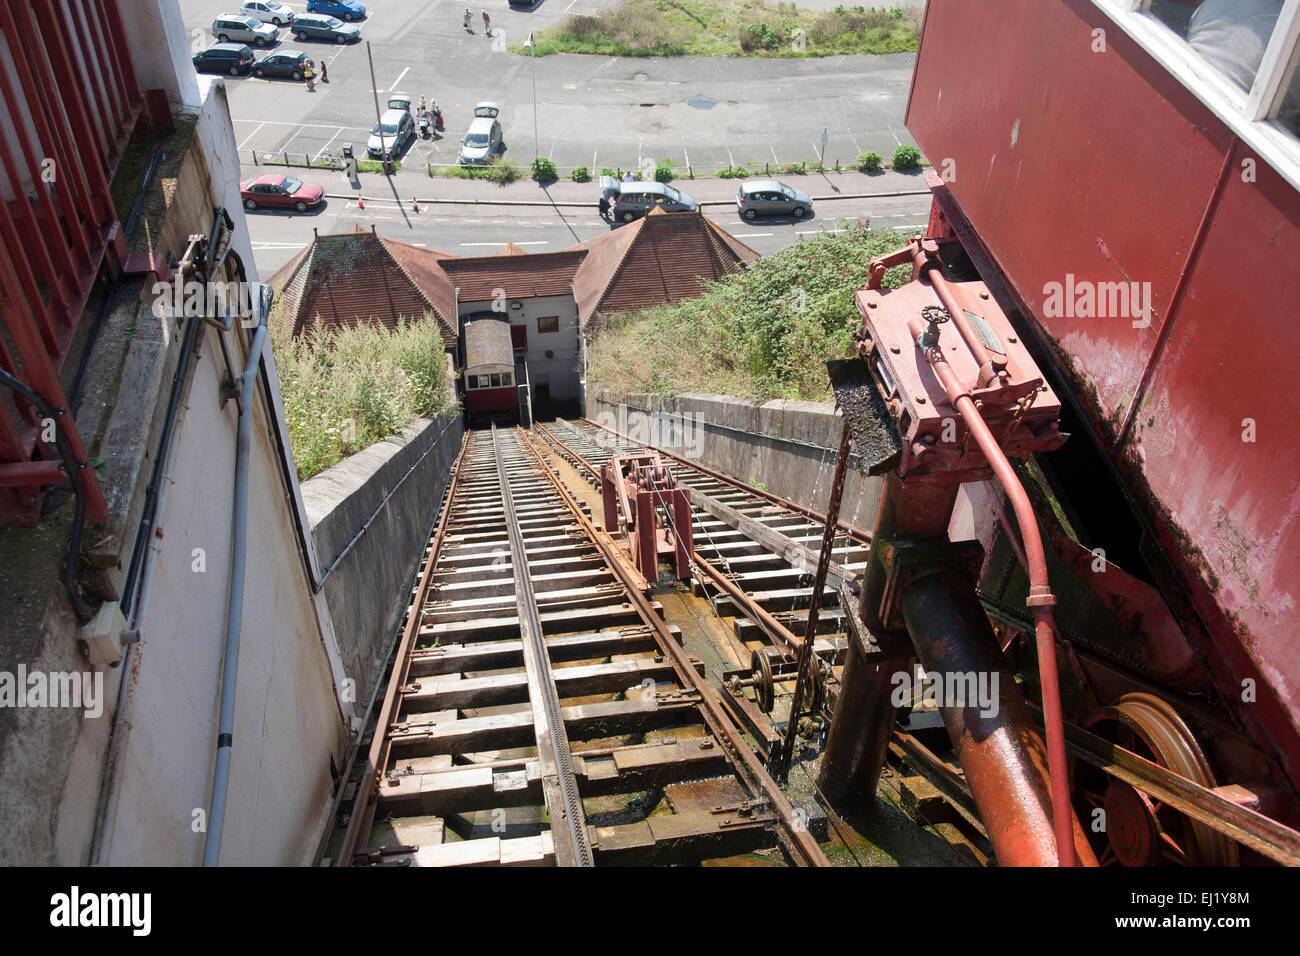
[0,0,143,526]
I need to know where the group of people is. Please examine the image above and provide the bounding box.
[463,8,492,35]
[416,95,444,133]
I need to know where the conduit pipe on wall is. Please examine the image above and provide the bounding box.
[201,311,269,867]
[907,311,1076,868]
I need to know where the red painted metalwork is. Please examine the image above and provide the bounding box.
[0,0,143,525]
[600,453,692,579]
[908,0,1300,813]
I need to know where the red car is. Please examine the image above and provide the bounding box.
[240,174,325,211]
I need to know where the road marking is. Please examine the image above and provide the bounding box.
[312,126,345,162]
[237,121,265,150]
[682,147,690,173]
[564,0,580,10]
[592,147,597,172]
[847,126,861,153]
[888,126,902,145]
[796,228,847,236]
[460,240,549,246]
[598,57,619,72]
[770,145,780,164]
[233,118,369,131]
[388,66,410,91]
[731,232,772,238]
[726,146,735,166]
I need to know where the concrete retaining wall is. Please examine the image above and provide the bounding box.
[589,390,883,531]
[302,414,465,713]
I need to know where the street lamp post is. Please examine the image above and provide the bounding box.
[527,33,538,166]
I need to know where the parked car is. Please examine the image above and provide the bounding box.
[291,12,360,43]
[240,1,294,26]
[240,174,325,212]
[736,180,813,220]
[306,0,366,20]
[212,14,279,47]
[459,103,504,165]
[252,49,310,79]
[599,176,698,222]
[367,96,416,158]
[192,42,255,76]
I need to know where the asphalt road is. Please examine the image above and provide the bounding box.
[180,0,930,274]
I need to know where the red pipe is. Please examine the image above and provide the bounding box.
[908,316,1076,867]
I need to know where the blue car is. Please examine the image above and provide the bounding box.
[306,0,365,19]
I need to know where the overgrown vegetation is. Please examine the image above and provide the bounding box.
[571,165,590,182]
[271,314,458,480]
[532,156,558,182]
[588,222,912,403]
[891,143,922,170]
[856,150,882,172]
[515,0,920,58]
[430,158,523,184]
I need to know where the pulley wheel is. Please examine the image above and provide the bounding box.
[751,648,775,714]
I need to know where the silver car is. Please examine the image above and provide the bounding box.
[459,103,504,165]
[240,1,294,26]
[737,180,813,220]
[212,14,279,47]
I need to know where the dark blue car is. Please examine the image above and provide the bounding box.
[306,0,365,19]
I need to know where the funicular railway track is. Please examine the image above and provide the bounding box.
[340,426,826,867]
[531,417,997,859]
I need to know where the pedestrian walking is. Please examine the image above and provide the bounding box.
[463,7,473,31]
[482,10,491,35]
[304,60,315,91]
[598,194,610,221]
[321,61,328,83]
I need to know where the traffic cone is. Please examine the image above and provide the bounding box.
[357,192,364,209]
[412,198,420,214]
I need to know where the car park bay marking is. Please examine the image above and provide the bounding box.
[731,233,773,238]
[388,67,410,92]
[237,122,266,150]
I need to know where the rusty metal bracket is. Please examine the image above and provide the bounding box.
[875,537,984,633]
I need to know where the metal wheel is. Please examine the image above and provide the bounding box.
[621,210,635,223]
[295,32,307,40]
[751,648,775,714]
[229,65,241,76]
[292,69,302,80]
[244,198,258,210]
[253,67,264,77]
[1072,693,1238,866]
[744,208,757,220]
[294,200,308,212]
[792,205,806,218]
[336,33,348,43]
[218,33,229,42]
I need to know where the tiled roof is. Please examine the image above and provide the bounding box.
[267,227,459,347]
[441,249,587,302]
[568,210,759,319]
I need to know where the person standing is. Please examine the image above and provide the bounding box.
[463,7,473,31]
[320,61,328,83]
[482,10,492,36]
[304,59,315,91]
[598,193,610,221]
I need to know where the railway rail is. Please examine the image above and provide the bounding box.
[338,426,826,867]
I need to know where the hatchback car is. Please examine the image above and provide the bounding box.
[459,103,504,165]
[212,14,279,47]
[291,12,360,43]
[306,0,366,20]
[253,50,310,79]
[600,176,698,222]
[240,174,325,212]
[737,180,812,219]
[367,109,415,159]
[240,1,294,26]
[192,43,255,76]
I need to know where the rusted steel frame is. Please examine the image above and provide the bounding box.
[491,425,593,866]
[0,3,95,266]
[99,0,144,102]
[908,313,1074,867]
[772,422,852,780]
[1028,704,1300,866]
[579,417,873,545]
[0,212,108,523]
[336,429,469,865]
[516,427,828,866]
